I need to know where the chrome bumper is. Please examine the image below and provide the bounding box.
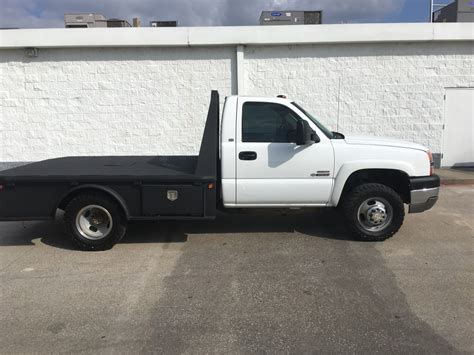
[409,187,440,214]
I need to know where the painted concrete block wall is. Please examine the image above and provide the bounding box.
[0,47,235,164]
[244,42,474,154]
[0,40,473,166]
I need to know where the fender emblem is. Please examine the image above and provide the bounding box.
[312,171,330,177]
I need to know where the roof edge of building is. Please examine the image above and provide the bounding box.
[0,23,472,49]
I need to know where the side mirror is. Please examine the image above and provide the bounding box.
[296,120,319,145]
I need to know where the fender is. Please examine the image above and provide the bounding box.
[54,184,130,219]
[330,160,415,207]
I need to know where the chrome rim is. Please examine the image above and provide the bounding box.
[75,205,113,240]
[357,197,393,232]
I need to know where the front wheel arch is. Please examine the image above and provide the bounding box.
[336,169,411,207]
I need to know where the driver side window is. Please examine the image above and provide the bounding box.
[242,102,299,143]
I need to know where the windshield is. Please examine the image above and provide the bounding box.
[292,102,334,139]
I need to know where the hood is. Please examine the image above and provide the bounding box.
[344,135,428,152]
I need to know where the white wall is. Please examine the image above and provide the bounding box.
[0,47,235,162]
[0,24,473,167]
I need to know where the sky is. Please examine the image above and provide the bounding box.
[0,0,455,28]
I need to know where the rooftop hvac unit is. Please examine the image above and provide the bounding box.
[304,11,322,24]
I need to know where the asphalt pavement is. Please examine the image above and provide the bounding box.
[0,185,472,354]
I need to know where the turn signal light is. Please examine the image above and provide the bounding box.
[208,183,214,190]
[427,151,434,176]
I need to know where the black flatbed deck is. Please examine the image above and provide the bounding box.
[0,91,220,221]
[0,155,203,183]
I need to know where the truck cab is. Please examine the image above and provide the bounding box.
[220,94,437,211]
[221,95,334,207]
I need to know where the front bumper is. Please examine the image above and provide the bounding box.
[409,175,441,214]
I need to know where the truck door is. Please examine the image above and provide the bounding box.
[235,98,334,206]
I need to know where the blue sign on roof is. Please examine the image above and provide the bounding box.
[271,12,282,16]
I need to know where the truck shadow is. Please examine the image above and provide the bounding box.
[0,209,353,250]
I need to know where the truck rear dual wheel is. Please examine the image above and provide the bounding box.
[64,194,127,251]
[342,183,405,241]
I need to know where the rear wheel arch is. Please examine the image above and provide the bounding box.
[337,169,411,206]
[56,185,129,220]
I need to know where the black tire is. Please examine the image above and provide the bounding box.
[342,183,405,241]
[64,194,127,251]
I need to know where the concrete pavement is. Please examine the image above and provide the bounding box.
[0,185,472,353]
[436,168,474,185]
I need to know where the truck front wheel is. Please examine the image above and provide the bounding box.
[64,194,127,251]
[342,183,405,241]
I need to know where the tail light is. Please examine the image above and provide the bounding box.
[427,151,434,176]
[0,185,4,192]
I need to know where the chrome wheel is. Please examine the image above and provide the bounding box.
[75,205,113,240]
[357,197,393,232]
